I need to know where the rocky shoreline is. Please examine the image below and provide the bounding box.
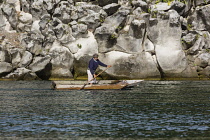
[0,0,210,80]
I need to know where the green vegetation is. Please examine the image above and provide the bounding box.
[77,44,82,49]
[110,34,117,39]
[187,23,192,31]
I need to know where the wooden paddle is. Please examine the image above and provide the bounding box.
[80,67,110,90]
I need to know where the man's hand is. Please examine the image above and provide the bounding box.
[93,74,97,78]
[107,65,112,68]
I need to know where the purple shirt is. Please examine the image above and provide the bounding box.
[88,58,107,75]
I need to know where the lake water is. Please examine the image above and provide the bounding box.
[1,80,210,139]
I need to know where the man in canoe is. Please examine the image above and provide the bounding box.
[87,53,112,85]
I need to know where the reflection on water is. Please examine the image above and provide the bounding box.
[1,81,210,139]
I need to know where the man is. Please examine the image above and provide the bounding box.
[87,53,111,85]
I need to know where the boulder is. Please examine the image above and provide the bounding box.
[30,0,50,20]
[0,62,13,77]
[131,0,148,12]
[18,11,33,23]
[94,25,116,53]
[0,50,11,63]
[202,66,210,78]
[182,33,197,50]
[99,51,161,79]
[49,41,74,78]
[19,51,33,67]
[78,8,105,30]
[129,19,146,39]
[0,5,6,30]
[71,23,88,38]
[53,23,75,44]
[195,0,210,6]
[170,1,186,16]
[103,3,121,16]
[187,5,210,31]
[194,53,210,68]
[98,0,118,7]
[147,10,188,77]
[29,55,52,80]
[10,48,22,68]
[95,7,130,53]
[53,1,73,24]
[2,2,18,29]
[187,36,203,55]
[67,31,98,59]
[4,67,38,80]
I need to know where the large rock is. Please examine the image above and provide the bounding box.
[194,53,210,68]
[0,50,11,63]
[67,31,98,59]
[78,5,106,30]
[2,2,18,30]
[131,0,148,12]
[49,41,74,79]
[188,5,210,31]
[148,10,188,77]
[53,1,75,24]
[103,3,121,16]
[52,22,75,44]
[29,55,51,79]
[98,0,118,7]
[99,51,161,79]
[195,0,210,6]
[0,62,13,77]
[4,67,38,80]
[10,48,22,68]
[19,51,33,67]
[0,5,6,30]
[95,7,130,53]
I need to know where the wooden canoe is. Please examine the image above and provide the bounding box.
[52,80,143,90]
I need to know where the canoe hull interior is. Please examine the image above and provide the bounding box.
[52,80,143,90]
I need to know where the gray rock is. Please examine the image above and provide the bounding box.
[170,1,186,16]
[10,48,22,68]
[182,33,197,50]
[103,3,121,16]
[98,0,118,7]
[115,34,143,53]
[19,51,33,67]
[49,42,74,78]
[129,19,146,39]
[71,23,88,38]
[202,66,210,78]
[2,3,18,29]
[4,67,38,80]
[188,5,210,31]
[29,55,51,79]
[94,25,116,53]
[0,5,6,30]
[99,51,161,79]
[53,23,75,44]
[148,10,188,77]
[30,0,49,20]
[195,0,210,6]
[53,1,74,24]
[0,50,11,63]
[131,0,148,12]
[20,0,30,13]
[195,53,210,68]
[0,62,13,77]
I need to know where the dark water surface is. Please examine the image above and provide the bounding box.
[1,81,210,139]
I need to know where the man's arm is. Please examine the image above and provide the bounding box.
[97,60,107,67]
